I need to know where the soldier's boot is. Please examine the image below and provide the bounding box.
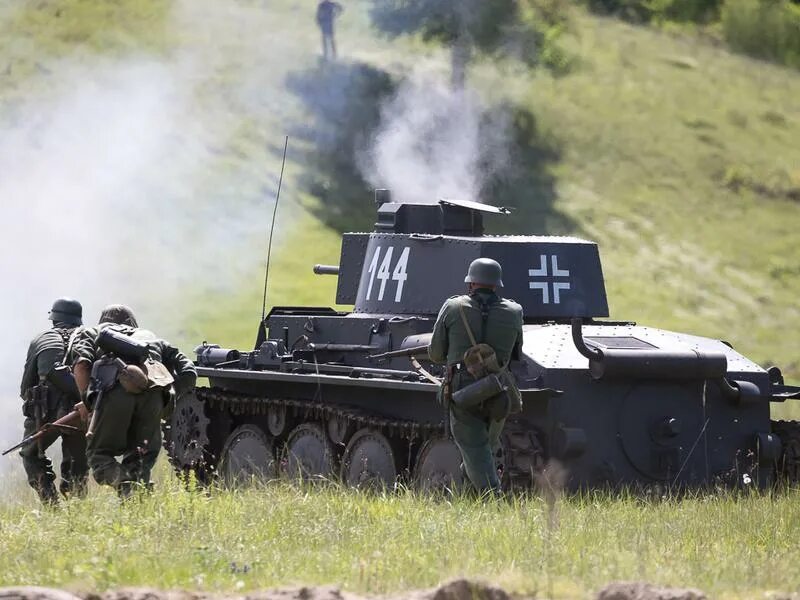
[35,474,60,506]
[21,445,59,505]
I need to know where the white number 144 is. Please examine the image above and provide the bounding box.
[365,246,410,302]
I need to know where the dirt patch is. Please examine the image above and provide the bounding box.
[0,579,710,600]
[596,581,707,600]
[0,589,84,600]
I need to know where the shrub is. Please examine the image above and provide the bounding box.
[721,0,800,68]
[583,0,722,23]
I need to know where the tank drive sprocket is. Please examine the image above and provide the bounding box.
[772,420,800,484]
[164,391,211,471]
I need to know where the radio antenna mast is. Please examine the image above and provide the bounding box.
[261,135,289,322]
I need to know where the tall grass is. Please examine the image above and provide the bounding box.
[722,0,800,69]
[1,477,800,599]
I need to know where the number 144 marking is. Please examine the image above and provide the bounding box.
[366,246,410,302]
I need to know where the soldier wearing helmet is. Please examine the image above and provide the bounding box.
[19,298,89,504]
[70,304,196,497]
[428,258,524,493]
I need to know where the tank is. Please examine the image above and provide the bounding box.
[165,194,800,491]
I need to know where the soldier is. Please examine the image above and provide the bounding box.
[428,258,523,493]
[71,304,196,497]
[316,0,343,60]
[19,298,89,504]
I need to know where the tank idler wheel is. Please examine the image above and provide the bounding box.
[772,420,800,484]
[327,414,355,447]
[414,437,465,493]
[268,404,289,437]
[340,428,397,490]
[219,424,276,486]
[282,423,336,482]
[167,391,211,470]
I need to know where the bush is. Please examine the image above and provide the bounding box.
[583,0,722,23]
[721,0,800,69]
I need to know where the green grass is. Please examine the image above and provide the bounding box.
[3,477,800,599]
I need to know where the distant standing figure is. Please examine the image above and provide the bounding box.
[316,0,343,60]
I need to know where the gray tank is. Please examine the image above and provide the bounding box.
[165,194,800,491]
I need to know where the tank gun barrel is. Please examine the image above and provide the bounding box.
[313,264,340,275]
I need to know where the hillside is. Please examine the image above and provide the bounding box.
[1,1,798,398]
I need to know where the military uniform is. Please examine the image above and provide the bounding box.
[71,318,196,492]
[428,261,524,493]
[19,300,88,503]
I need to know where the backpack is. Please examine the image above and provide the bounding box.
[455,295,522,418]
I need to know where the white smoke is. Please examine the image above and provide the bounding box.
[0,0,308,488]
[358,68,510,205]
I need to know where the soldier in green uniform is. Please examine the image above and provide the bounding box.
[19,298,89,504]
[71,305,196,496]
[428,258,523,493]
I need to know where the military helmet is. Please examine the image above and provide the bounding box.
[464,258,503,288]
[99,304,138,328]
[48,298,83,326]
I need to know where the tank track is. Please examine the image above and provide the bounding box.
[201,387,445,441]
[165,387,546,490]
[771,420,800,485]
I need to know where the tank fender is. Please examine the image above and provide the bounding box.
[571,319,727,381]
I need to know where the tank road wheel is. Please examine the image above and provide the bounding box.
[327,414,355,447]
[219,424,276,487]
[414,437,465,493]
[772,420,800,485]
[165,391,210,474]
[340,428,397,490]
[268,404,289,437]
[282,423,336,482]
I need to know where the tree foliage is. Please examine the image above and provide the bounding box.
[369,0,574,79]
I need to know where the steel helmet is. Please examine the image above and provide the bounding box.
[99,304,138,328]
[464,258,503,288]
[48,298,83,326]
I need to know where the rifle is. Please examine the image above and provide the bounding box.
[369,345,440,385]
[2,409,82,456]
[368,344,430,361]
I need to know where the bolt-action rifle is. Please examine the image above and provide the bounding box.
[2,409,83,456]
[369,345,440,385]
[368,345,430,361]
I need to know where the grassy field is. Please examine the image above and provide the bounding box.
[2,476,800,599]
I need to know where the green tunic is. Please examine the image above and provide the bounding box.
[19,325,88,502]
[428,289,523,367]
[428,289,524,493]
[70,323,196,491]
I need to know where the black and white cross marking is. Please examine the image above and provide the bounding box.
[528,254,571,304]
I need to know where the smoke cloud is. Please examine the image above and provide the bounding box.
[0,0,302,489]
[358,68,510,205]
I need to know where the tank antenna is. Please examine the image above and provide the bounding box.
[261,135,289,322]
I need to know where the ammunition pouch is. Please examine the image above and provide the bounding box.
[22,384,56,418]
